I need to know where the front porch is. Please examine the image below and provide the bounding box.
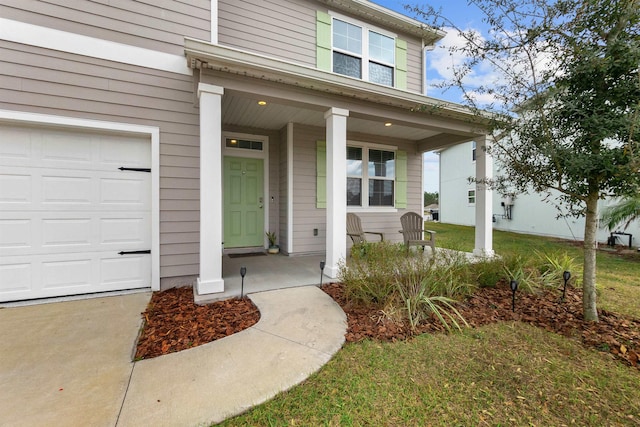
[186,40,494,299]
[195,253,327,303]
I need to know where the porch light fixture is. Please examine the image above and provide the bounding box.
[240,266,247,298]
[562,270,571,301]
[510,279,519,312]
[230,139,237,145]
[257,100,267,106]
[384,122,392,127]
[319,261,325,286]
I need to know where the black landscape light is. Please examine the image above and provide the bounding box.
[320,260,326,286]
[510,279,519,312]
[240,266,247,298]
[562,270,571,301]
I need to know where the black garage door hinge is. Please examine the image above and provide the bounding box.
[118,167,151,173]
[118,250,151,255]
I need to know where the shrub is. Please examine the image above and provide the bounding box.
[535,250,582,288]
[339,244,473,331]
[469,257,506,288]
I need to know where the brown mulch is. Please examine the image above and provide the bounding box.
[320,281,640,369]
[135,282,640,370]
[134,286,260,360]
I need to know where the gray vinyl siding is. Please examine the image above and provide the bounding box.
[291,125,326,254]
[405,37,424,94]
[218,0,425,94]
[0,40,200,282]
[218,0,318,68]
[0,0,209,56]
[290,124,423,255]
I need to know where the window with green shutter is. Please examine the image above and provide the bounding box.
[316,12,407,89]
[317,141,407,209]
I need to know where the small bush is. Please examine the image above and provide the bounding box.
[470,257,506,288]
[339,244,473,331]
[535,250,581,288]
[339,241,408,305]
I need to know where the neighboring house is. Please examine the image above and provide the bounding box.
[439,142,640,247]
[0,0,493,303]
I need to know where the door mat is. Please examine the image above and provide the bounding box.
[227,252,267,258]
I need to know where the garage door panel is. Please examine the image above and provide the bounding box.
[42,176,93,205]
[0,126,33,165]
[42,258,93,289]
[0,219,31,249]
[98,135,150,169]
[42,218,92,247]
[0,262,31,294]
[0,125,151,302]
[101,255,150,287]
[100,217,148,246]
[0,174,31,204]
[100,176,150,207]
[42,132,93,166]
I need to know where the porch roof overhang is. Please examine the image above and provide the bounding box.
[185,38,490,152]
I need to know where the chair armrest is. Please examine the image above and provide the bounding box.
[363,231,384,241]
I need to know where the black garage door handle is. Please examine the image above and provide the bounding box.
[118,250,151,255]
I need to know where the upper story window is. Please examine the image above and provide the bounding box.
[332,18,395,86]
[472,141,477,161]
[347,146,395,207]
[468,189,476,205]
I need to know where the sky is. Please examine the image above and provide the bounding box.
[369,0,488,194]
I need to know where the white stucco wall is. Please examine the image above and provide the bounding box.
[439,141,640,247]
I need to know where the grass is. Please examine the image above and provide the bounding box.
[221,324,640,426]
[427,222,640,317]
[219,224,640,426]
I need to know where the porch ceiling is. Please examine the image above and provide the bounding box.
[222,93,441,142]
[187,39,489,152]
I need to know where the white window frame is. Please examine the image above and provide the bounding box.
[346,141,398,212]
[329,12,396,85]
[467,188,476,206]
[472,140,477,162]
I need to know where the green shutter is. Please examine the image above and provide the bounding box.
[316,140,326,208]
[316,11,332,71]
[395,38,407,90]
[395,150,407,208]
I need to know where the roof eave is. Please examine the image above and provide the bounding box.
[318,0,446,45]
[185,38,485,125]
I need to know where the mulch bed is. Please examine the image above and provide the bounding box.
[135,282,639,370]
[135,286,260,360]
[321,281,640,369]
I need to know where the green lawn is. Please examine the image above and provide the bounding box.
[220,224,640,426]
[427,222,640,317]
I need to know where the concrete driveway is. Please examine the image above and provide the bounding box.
[0,292,151,427]
[0,286,347,427]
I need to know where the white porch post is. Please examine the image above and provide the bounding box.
[197,83,225,294]
[473,135,495,257]
[324,107,349,278]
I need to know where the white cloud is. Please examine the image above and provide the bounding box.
[427,26,558,107]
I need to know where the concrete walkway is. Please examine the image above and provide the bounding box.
[0,286,346,427]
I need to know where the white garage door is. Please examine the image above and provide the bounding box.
[0,125,152,302]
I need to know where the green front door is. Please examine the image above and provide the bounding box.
[224,156,265,248]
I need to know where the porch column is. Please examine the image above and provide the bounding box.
[473,134,495,257]
[324,107,349,278]
[197,83,225,294]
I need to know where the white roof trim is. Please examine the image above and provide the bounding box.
[319,0,446,45]
[185,38,480,123]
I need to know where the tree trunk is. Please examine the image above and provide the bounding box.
[582,192,599,322]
